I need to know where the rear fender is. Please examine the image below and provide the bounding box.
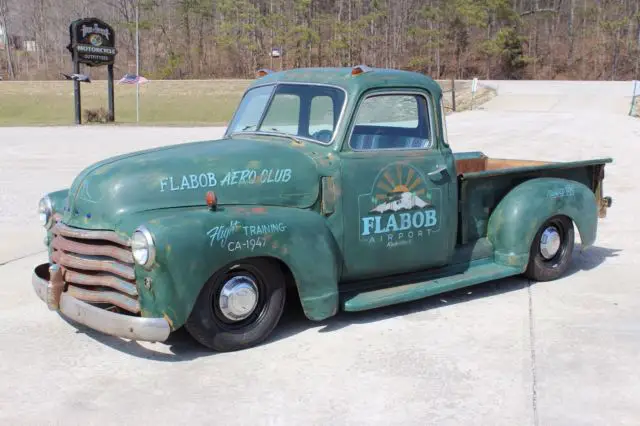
[487,178,597,270]
[124,206,341,329]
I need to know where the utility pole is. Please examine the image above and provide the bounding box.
[269,0,273,70]
[135,0,140,123]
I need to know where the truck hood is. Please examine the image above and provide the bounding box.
[62,136,323,229]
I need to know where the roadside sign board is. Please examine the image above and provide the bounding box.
[67,18,117,67]
[65,17,117,124]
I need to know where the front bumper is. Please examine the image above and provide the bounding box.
[32,263,171,342]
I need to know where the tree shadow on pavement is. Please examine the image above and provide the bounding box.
[295,244,620,336]
[312,273,529,335]
[563,244,622,277]
[59,315,214,361]
[64,244,619,361]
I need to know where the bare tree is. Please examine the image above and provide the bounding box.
[3,0,640,81]
[0,0,15,79]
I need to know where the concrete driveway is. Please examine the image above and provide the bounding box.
[1,81,638,425]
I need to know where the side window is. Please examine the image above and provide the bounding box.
[309,96,334,142]
[349,94,431,151]
[259,93,300,135]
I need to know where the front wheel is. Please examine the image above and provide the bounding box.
[185,259,286,352]
[524,215,575,282]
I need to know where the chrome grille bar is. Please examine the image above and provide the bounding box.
[52,250,136,281]
[67,285,141,314]
[65,270,138,297]
[52,233,134,264]
[54,222,131,247]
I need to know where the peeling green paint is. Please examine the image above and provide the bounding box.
[487,177,601,270]
[38,67,613,338]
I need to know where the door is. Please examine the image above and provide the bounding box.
[340,90,456,280]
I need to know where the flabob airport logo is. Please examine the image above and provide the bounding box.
[359,162,441,248]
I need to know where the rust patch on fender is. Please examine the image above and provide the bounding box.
[251,207,267,214]
[163,313,174,329]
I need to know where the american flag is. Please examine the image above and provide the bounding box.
[117,73,149,84]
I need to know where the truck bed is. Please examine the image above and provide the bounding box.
[453,151,612,245]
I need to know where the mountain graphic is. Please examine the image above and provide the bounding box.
[369,192,431,214]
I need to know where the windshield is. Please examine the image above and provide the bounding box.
[226,83,346,144]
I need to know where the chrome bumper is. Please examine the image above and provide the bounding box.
[32,263,171,342]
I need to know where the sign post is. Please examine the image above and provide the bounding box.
[66,18,117,124]
[72,49,82,124]
[270,47,282,71]
[471,77,478,110]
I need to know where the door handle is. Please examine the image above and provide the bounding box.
[428,166,449,181]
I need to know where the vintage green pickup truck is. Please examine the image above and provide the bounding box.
[33,66,613,351]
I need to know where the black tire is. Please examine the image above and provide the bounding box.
[185,258,286,352]
[524,215,575,282]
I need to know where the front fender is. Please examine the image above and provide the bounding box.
[129,206,341,330]
[44,189,70,255]
[487,178,597,270]
[48,188,69,210]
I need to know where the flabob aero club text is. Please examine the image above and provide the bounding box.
[160,168,292,192]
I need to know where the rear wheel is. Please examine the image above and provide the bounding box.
[524,215,575,282]
[185,259,286,352]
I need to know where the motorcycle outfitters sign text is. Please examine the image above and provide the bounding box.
[67,18,117,66]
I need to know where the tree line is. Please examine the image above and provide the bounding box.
[1,0,640,81]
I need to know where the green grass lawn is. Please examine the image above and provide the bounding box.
[0,80,251,126]
[0,79,491,126]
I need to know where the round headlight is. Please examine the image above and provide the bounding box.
[132,226,155,269]
[38,195,53,229]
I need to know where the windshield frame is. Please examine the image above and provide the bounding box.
[225,82,349,146]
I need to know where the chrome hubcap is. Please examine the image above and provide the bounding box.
[219,275,259,321]
[540,226,561,260]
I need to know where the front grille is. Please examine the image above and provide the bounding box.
[50,222,140,314]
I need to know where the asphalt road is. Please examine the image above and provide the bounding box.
[1,81,638,425]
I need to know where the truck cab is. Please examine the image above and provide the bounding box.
[32,66,613,352]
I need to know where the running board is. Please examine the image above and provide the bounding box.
[341,262,522,312]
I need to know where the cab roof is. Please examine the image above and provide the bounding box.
[248,67,442,98]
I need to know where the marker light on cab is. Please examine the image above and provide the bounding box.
[132,225,156,269]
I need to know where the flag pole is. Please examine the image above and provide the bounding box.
[135,0,140,123]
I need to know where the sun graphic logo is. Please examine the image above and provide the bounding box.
[369,163,433,213]
[359,162,440,242]
[88,34,103,47]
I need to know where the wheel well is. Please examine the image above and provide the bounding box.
[269,257,304,314]
[241,256,303,314]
